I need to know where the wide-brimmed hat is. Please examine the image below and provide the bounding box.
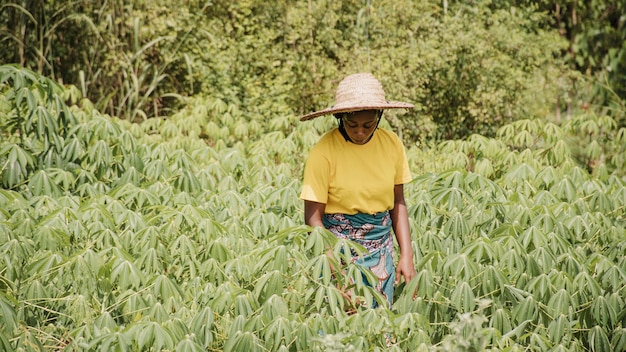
[299,72,414,121]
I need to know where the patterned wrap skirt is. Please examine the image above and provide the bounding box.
[322,211,395,307]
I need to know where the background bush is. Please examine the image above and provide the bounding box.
[2,0,624,138]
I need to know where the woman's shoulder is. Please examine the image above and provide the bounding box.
[307,128,339,157]
[376,128,404,145]
[312,128,341,148]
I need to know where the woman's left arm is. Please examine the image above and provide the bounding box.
[391,184,416,285]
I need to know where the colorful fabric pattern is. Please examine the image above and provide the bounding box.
[323,211,395,307]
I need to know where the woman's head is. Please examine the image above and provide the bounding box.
[335,110,382,145]
[299,73,413,121]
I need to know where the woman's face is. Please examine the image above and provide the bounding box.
[342,110,380,145]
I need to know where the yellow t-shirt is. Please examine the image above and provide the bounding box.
[300,128,412,215]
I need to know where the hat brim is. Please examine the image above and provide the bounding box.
[299,101,414,121]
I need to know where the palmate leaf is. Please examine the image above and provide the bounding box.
[135,248,163,274]
[480,265,507,296]
[173,169,201,193]
[197,257,226,284]
[547,289,571,317]
[557,252,583,278]
[110,257,143,291]
[589,325,611,352]
[224,254,257,282]
[65,294,95,326]
[28,169,62,197]
[599,264,626,295]
[151,274,183,303]
[168,234,197,262]
[547,314,575,346]
[527,330,550,351]
[572,271,602,303]
[591,295,617,328]
[0,291,17,335]
[512,296,538,324]
[530,247,556,273]
[314,285,346,313]
[207,239,234,263]
[1,144,34,188]
[207,283,236,315]
[503,163,537,187]
[247,209,281,237]
[176,337,204,352]
[67,251,100,294]
[305,226,336,256]
[450,281,476,313]
[612,327,626,352]
[260,294,289,323]
[10,211,36,242]
[443,211,470,239]
[224,331,263,352]
[132,321,175,352]
[255,245,291,272]
[147,302,169,323]
[443,253,479,283]
[306,254,334,286]
[490,308,512,335]
[461,236,497,263]
[189,306,214,347]
[527,273,553,303]
[253,270,285,303]
[263,317,294,351]
[26,251,64,279]
[430,186,467,212]
[416,229,444,255]
[32,224,70,251]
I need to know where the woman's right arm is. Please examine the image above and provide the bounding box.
[304,200,326,227]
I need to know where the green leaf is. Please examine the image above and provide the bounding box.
[547,314,572,345]
[111,258,143,291]
[591,295,617,327]
[0,331,14,352]
[254,270,285,303]
[28,169,62,197]
[547,289,571,317]
[490,308,512,335]
[224,331,263,352]
[0,292,17,335]
[175,336,203,352]
[589,325,611,352]
[450,281,475,313]
[190,307,214,347]
[512,296,538,324]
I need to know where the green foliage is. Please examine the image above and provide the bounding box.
[0,0,593,142]
[2,65,625,351]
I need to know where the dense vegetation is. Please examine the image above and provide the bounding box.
[1,0,625,139]
[1,0,625,351]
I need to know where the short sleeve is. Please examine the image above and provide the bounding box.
[394,136,412,185]
[300,146,330,204]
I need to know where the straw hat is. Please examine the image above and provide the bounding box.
[299,72,414,121]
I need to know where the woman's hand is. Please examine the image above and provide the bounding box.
[395,254,416,285]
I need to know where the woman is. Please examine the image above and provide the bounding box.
[299,72,416,307]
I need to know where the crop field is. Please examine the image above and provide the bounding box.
[1,65,625,351]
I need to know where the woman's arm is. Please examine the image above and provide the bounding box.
[391,184,416,285]
[304,200,326,227]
